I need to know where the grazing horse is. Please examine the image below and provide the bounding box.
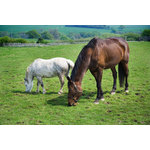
[67,37,129,106]
[24,57,74,94]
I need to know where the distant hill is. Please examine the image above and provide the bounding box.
[65,25,110,29]
[0,25,150,34]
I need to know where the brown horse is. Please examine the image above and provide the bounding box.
[67,37,129,106]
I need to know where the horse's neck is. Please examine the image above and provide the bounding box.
[26,67,33,81]
[71,49,92,85]
[72,66,88,84]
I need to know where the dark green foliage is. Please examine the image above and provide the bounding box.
[36,38,49,44]
[141,29,150,41]
[18,32,28,39]
[26,30,41,39]
[67,32,100,40]
[0,36,10,46]
[0,36,27,46]
[60,34,71,40]
[141,29,150,36]
[36,37,45,43]
[99,33,122,39]
[80,32,96,38]
[41,31,53,40]
[13,38,27,43]
[49,29,60,39]
[11,33,21,38]
[122,33,140,41]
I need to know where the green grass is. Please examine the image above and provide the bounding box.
[0,42,150,125]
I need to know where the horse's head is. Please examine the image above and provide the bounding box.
[24,78,33,92]
[67,76,82,106]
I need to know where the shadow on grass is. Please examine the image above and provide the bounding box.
[46,90,97,106]
[12,90,58,95]
[47,93,68,106]
[12,89,124,107]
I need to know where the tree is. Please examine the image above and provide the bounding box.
[60,34,70,40]
[141,29,150,41]
[19,32,28,39]
[26,30,40,39]
[123,33,140,41]
[0,31,9,37]
[67,32,76,39]
[41,31,53,40]
[111,28,117,33]
[141,29,150,36]
[119,25,125,30]
[11,33,20,38]
[37,37,44,43]
[49,29,60,39]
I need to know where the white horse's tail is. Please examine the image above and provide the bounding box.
[65,59,74,77]
[66,59,74,69]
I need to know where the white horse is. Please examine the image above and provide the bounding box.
[24,57,74,94]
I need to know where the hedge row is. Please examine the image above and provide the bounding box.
[0,36,27,46]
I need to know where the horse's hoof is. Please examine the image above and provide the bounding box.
[125,90,129,93]
[58,91,63,95]
[94,100,99,104]
[43,91,46,94]
[100,98,105,101]
[111,91,115,95]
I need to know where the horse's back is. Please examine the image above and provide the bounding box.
[88,37,129,69]
[31,57,71,77]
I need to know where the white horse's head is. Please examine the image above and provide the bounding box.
[24,78,33,92]
[24,67,33,92]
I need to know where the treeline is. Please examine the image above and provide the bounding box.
[0,29,69,40]
[0,29,150,46]
[65,25,110,29]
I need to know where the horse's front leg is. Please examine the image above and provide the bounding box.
[90,68,104,104]
[37,77,46,94]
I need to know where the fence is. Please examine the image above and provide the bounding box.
[2,42,87,47]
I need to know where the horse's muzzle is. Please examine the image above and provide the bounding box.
[68,102,77,106]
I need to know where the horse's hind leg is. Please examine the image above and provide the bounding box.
[58,75,64,95]
[123,63,129,92]
[37,77,46,94]
[111,67,117,95]
[36,80,40,93]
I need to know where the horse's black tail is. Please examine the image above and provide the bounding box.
[118,62,125,87]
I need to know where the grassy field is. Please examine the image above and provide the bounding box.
[0,42,150,125]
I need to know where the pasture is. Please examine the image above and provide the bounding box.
[0,42,150,125]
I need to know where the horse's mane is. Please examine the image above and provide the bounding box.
[71,38,98,81]
[25,64,32,80]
